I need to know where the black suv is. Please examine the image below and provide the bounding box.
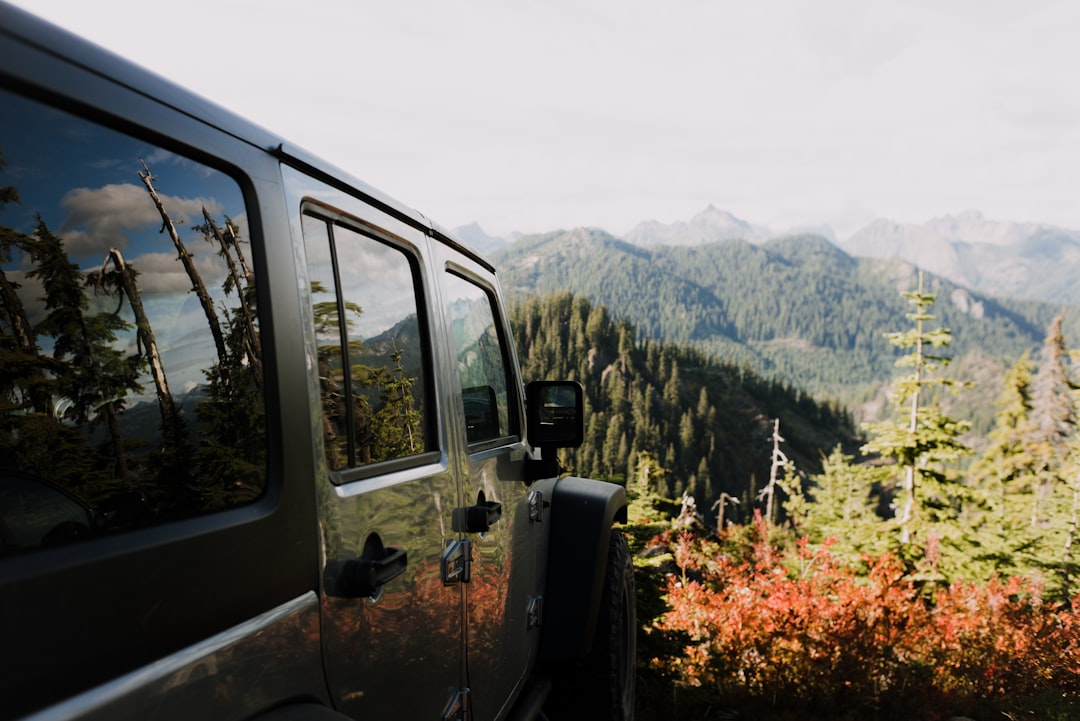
[0,4,635,720]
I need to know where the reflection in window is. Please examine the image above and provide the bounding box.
[302,213,431,470]
[0,89,266,554]
[444,273,515,445]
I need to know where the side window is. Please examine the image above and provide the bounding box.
[444,272,517,446]
[302,211,432,472]
[0,89,266,555]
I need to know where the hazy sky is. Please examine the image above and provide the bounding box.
[10,0,1080,239]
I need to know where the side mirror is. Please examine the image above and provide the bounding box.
[526,380,584,449]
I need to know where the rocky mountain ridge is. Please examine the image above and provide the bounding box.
[458,207,1080,306]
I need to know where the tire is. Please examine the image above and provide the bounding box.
[545,529,637,721]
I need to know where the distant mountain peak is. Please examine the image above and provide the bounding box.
[624,206,770,247]
[453,222,510,254]
[842,212,1080,304]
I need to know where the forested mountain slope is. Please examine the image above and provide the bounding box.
[494,228,1080,423]
[511,293,856,523]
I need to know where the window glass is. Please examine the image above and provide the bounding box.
[444,273,515,445]
[0,89,266,554]
[302,213,431,470]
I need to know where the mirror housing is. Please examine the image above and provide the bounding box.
[526,380,584,449]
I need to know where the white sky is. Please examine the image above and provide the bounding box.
[10,0,1080,239]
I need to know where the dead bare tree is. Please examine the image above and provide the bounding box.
[93,248,182,446]
[711,492,739,535]
[197,207,261,387]
[758,418,791,526]
[138,158,229,387]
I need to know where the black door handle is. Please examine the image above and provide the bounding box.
[453,500,503,534]
[326,539,408,599]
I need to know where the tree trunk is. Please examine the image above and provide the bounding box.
[200,208,261,386]
[139,160,229,387]
[0,265,52,414]
[105,248,180,442]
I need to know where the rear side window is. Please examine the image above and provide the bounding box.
[301,211,433,472]
[444,272,517,446]
[0,89,266,555]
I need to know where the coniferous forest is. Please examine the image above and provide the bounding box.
[511,283,1080,720]
[495,229,1080,439]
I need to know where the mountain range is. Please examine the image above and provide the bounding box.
[460,207,1080,307]
[487,226,1079,433]
[841,211,1080,305]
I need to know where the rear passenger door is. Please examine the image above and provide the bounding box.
[437,247,544,721]
[0,76,321,718]
[286,173,465,720]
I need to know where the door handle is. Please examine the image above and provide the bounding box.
[326,538,408,599]
[453,500,502,534]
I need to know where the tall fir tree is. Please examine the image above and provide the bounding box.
[967,353,1040,578]
[1029,313,1075,528]
[862,272,972,554]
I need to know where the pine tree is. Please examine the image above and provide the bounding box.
[967,353,1040,578]
[1028,315,1080,601]
[1054,438,1080,602]
[1029,313,1075,527]
[26,217,144,483]
[801,446,893,562]
[370,345,423,462]
[862,272,971,548]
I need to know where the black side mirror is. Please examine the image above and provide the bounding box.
[526,380,584,449]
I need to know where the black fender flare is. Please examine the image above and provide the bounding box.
[539,476,627,660]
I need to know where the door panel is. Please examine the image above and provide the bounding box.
[290,183,464,718]
[440,261,543,721]
[319,467,462,718]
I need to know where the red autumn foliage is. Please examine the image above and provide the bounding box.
[651,514,1080,719]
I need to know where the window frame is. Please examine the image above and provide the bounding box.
[300,203,440,482]
[444,265,522,453]
[0,85,278,546]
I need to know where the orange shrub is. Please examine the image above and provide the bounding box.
[652,516,1080,719]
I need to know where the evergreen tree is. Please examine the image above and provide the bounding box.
[967,353,1040,578]
[1027,315,1080,601]
[801,446,895,562]
[862,272,971,550]
[370,345,423,462]
[1053,436,1080,602]
[26,217,144,483]
[1030,313,1075,527]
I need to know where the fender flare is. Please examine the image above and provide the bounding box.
[539,476,627,660]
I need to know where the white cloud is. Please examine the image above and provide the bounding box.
[57,183,225,258]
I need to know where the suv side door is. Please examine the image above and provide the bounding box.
[0,34,322,719]
[285,168,465,719]
[434,243,545,721]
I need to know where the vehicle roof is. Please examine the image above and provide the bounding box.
[0,1,493,272]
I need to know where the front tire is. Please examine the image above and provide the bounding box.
[545,529,636,721]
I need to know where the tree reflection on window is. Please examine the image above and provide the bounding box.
[0,90,266,554]
[302,213,430,471]
[444,273,514,445]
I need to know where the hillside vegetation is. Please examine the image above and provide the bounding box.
[511,292,855,520]
[495,229,1080,435]
[510,289,1080,720]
